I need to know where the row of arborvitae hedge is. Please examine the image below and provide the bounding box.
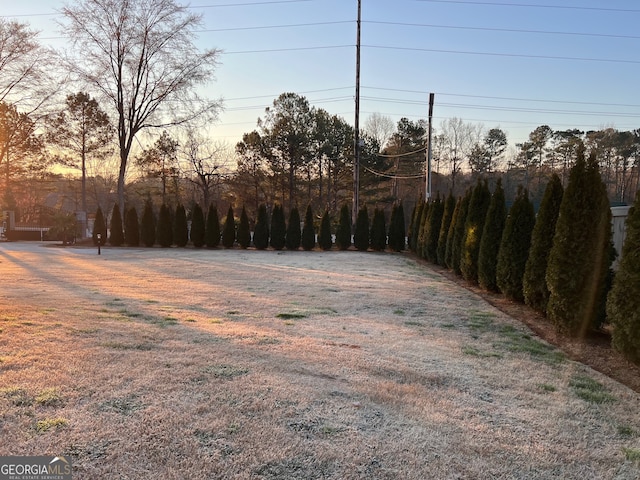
[409,143,640,365]
[93,201,407,253]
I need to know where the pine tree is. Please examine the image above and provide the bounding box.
[93,206,106,246]
[301,204,316,251]
[174,205,188,247]
[409,201,424,253]
[318,209,332,251]
[523,174,564,313]
[125,206,140,247]
[354,205,370,251]
[336,204,352,250]
[608,189,640,365]
[451,190,471,275]
[546,147,612,337]
[222,206,236,248]
[461,180,491,283]
[205,204,220,248]
[496,187,536,302]
[237,205,251,249]
[370,208,387,251]
[253,204,270,250]
[156,204,173,247]
[478,179,506,292]
[425,196,444,262]
[190,203,205,248]
[285,206,301,250]
[437,192,456,266]
[270,204,286,250]
[141,200,156,247]
[109,204,124,246]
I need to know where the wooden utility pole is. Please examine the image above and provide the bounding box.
[426,93,435,200]
[353,0,361,226]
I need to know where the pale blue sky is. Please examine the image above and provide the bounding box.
[5,0,640,148]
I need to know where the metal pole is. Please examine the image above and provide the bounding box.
[426,93,434,200]
[353,0,361,227]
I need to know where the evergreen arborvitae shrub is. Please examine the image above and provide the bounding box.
[546,147,612,337]
[205,204,220,248]
[237,206,251,249]
[444,196,462,269]
[253,204,270,250]
[174,205,188,247]
[451,190,471,275]
[416,202,430,258]
[270,204,286,250]
[190,203,205,248]
[370,208,387,251]
[109,204,124,246]
[523,174,564,313]
[608,189,640,365]
[141,200,156,247]
[93,206,106,246]
[407,201,419,253]
[301,205,316,251]
[461,180,491,283]
[389,203,406,252]
[388,204,398,252]
[425,196,444,263]
[437,193,456,266]
[336,204,351,250]
[496,187,536,302]
[285,206,301,250]
[354,206,370,251]
[477,179,507,292]
[222,206,236,248]
[318,210,332,251]
[125,207,140,247]
[409,201,425,253]
[156,204,173,247]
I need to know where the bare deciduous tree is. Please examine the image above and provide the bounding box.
[364,112,395,152]
[61,0,222,214]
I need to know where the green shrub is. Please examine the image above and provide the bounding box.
[478,179,506,292]
[437,192,456,266]
[409,201,425,253]
[416,202,430,258]
[174,204,188,247]
[523,174,564,313]
[190,203,205,248]
[370,208,387,251]
[546,147,611,337]
[270,204,286,250]
[354,206,370,251]
[140,200,155,247]
[318,210,332,251]
[253,204,269,250]
[336,204,352,250]
[608,189,640,364]
[125,206,140,247]
[496,186,535,302]
[461,180,491,283]
[156,204,172,247]
[109,204,124,246]
[93,206,106,246]
[205,204,220,248]
[425,195,444,263]
[451,190,472,275]
[237,206,251,249]
[222,206,236,248]
[285,206,301,250]
[301,204,316,251]
[388,202,406,252]
[444,196,462,269]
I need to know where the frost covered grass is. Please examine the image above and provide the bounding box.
[0,243,639,479]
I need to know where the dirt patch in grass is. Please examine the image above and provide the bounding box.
[0,243,639,479]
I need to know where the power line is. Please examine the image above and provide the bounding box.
[198,20,351,33]
[414,0,640,14]
[365,20,640,41]
[191,0,316,8]
[363,44,640,65]
[224,45,353,54]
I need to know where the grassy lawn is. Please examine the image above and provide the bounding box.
[0,243,639,479]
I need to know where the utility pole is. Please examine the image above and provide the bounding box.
[426,93,435,200]
[353,0,361,227]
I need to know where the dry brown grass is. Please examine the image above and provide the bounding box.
[0,243,639,479]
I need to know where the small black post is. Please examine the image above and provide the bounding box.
[97,233,101,255]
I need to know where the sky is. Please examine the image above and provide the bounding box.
[4,0,640,150]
